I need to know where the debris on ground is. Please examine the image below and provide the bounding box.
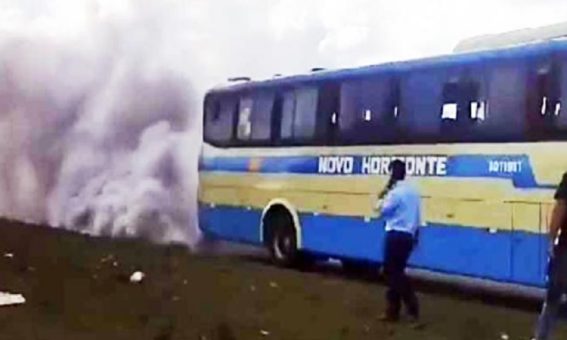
[4,253,14,258]
[100,254,114,263]
[0,292,25,306]
[129,271,145,283]
[260,330,270,336]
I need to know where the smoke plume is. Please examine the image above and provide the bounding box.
[0,0,202,245]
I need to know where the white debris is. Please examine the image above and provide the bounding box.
[112,261,118,267]
[500,333,509,340]
[260,330,270,336]
[250,285,256,292]
[0,292,25,306]
[269,282,278,288]
[129,271,145,283]
[3,253,13,259]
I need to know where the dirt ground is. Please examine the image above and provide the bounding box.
[0,219,566,340]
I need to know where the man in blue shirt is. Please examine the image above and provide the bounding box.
[376,160,422,326]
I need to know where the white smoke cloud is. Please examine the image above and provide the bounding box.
[0,0,566,248]
[0,0,201,245]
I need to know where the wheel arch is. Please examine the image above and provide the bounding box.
[260,199,302,249]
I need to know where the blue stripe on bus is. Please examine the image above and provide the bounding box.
[199,204,547,287]
[200,154,556,190]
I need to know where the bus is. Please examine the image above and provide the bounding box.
[198,40,567,288]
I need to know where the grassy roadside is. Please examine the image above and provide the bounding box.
[0,219,564,340]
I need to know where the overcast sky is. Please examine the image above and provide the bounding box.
[1,0,567,90]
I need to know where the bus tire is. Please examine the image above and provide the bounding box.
[264,209,299,267]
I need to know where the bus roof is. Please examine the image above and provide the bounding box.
[208,39,567,96]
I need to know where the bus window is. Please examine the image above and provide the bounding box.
[204,95,236,145]
[293,87,318,141]
[484,62,527,142]
[236,93,276,143]
[537,66,561,118]
[237,97,253,140]
[401,69,444,143]
[339,76,400,144]
[441,82,459,120]
[440,76,487,142]
[558,60,567,133]
[250,92,275,141]
[270,94,284,143]
[338,81,361,138]
[528,60,563,139]
[462,81,486,122]
[317,82,341,143]
[280,91,295,140]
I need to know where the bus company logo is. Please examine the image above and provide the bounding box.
[318,155,448,176]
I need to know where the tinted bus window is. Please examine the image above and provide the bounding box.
[280,91,295,140]
[317,83,341,143]
[236,93,275,143]
[558,60,567,132]
[339,77,400,144]
[293,87,318,140]
[250,92,275,141]
[527,57,565,139]
[439,68,488,142]
[401,69,444,143]
[237,97,253,140]
[484,62,527,142]
[204,95,236,145]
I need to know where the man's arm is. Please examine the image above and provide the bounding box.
[550,173,567,241]
[377,190,400,219]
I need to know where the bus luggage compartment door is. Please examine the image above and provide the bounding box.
[511,202,544,286]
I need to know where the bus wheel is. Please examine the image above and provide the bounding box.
[266,212,298,267]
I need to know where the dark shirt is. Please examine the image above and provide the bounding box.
[555,173,567,247]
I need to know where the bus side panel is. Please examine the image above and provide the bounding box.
[509,202,546,286]
[511,231,544,286]
[199,204,263,245]
[410,224,513,282]
[300,215,386,262]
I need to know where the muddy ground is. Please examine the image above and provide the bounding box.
[0,219,566,340]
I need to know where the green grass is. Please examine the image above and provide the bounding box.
[0,219,564,340]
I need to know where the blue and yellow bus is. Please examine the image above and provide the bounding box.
[198,40,567,288]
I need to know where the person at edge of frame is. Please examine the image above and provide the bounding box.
[533,172,567,340]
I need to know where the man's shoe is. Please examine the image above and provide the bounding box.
[408,316,425,330]
[378,313,399,323]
